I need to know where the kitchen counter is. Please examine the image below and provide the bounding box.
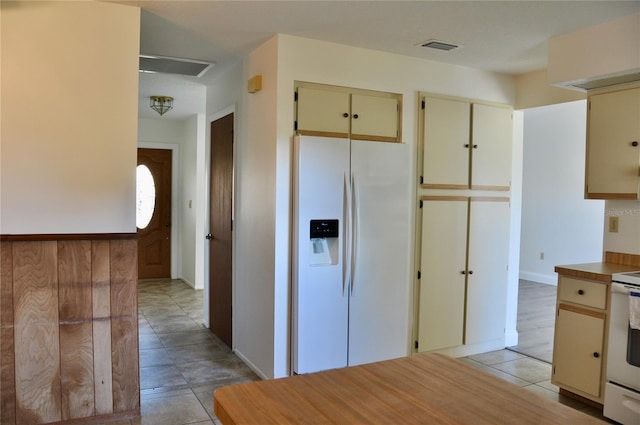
[555,251,640,283]
[214,353,607,424]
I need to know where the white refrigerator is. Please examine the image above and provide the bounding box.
[292,135,411,374]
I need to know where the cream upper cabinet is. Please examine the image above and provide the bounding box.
[417,197,509,354]
[422,97,470,188]
[421,94,512,190]
[586,86,640,199]
[471,104,513,190]
[296,87,351,138]
[351,93,399,141]
[296,83,401,142]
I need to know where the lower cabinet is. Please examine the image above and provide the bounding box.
[552,275,609,404]
[417,196,510,355]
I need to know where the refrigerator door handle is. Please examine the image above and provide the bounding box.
[351,173,359,295]
[343,172,352,295]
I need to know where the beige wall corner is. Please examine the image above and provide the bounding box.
[515,69,585,110]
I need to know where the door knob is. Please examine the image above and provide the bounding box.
[206,234,213,240]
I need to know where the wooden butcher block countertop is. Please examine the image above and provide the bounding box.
[555,251,640,283]
[213,353,606,425]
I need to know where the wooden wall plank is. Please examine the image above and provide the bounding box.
[91,241,113,416]
[110,240,139,413]
[58,241,95,420]
[1,242,16,425]
[13,241,61,424]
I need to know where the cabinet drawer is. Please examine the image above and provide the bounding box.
[558,277,607,309]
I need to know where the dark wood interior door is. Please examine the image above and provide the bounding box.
[137,148,172,279]
[209,113,234,347]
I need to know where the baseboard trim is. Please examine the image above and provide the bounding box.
[233,349,269,380]
[519,271,557,286]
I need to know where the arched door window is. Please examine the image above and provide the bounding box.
[136,164,156,229]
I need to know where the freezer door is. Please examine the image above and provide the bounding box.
[348,140,411,366]
[292,136,350,374]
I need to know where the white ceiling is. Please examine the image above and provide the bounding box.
[115,0,640,120]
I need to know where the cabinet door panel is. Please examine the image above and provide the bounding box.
[296,87,350,137]
[587,87,640,198]
[553,306,604,397]
[471,104,512,190]
[466,199,510,345]
[422,97,470,188]
[418,199,468,352]
[351,94,399,141]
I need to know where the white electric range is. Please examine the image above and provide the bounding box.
[604,271,640,425]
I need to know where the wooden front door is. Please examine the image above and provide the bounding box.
[209,113,234,347]
[137,148,172,279]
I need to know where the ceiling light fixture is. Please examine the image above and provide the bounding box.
[150,95,173,116]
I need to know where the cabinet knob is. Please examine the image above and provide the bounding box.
[578,289,584,295]
[473,144,478,149]
[353,114,359,119]
[593,352,600,358]
[464,144,470,148]
[632,141,639,147]
[460,270,466,275]
[468,270,474,275]
[206,233,214,240]
[343,113,349,118]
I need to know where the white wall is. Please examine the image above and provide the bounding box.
[604,200,640,255]
[520,101,605,285]
[226,34,517,379]
[1,1,140,234]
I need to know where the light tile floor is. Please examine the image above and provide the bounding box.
[108,278,610,425]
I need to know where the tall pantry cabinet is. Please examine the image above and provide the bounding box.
[415,93,513,357]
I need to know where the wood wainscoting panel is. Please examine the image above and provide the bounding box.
[1,242,17,424]
[58,241,95,420]
[110,239,140,413]
[0,235,138,425]
[91,241,113,416]
[13,241,62,424]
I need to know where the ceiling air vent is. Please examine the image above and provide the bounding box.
[419,40,460,52]
[139,55,214,78]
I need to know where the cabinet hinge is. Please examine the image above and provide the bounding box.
[420,176,424,184]
[421,99,425,109]
[294,91,298,102]
[419,200,423,209]
[415,340,419,350]
[417,271,421,279]
[294,121,298,131]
